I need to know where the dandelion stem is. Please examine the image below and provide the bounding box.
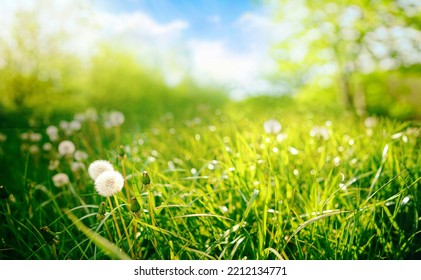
[148,190,158,249]
[103,221,113,242]
[113,195,135,258]
[120,155,131,206]
[107,197,122,239]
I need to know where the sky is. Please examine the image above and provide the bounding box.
[1,0,283,99]
[90,0,282,97]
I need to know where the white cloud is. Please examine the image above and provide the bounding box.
[94,11,189,40]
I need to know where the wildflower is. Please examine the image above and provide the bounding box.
[48,160,59,171]
[97,201,106,220]
[46,125,58,137]
[29,145,39,155]
[142,171,151,186]
[130,196,141,213]
[106,111,125,127]
[0,133,7,142]
[69,120,82,131]
[142,170,151,191]
[364,117,378,128]
[29,132,42,142]
[52,173,70,187]
[264,119,282,134]
[58,140,75,156]
[94,170,124,197]
[46,125,59,141]
[71,162,85,172]
[43,142,53,151]
[74,113,86,122]
[309,126,330,140]
[20,132,29,141]
[74,150,88,161]
[85,108,98,121]
[59,121,70,131]
[88,160,114,180]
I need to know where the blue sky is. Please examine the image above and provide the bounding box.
[94,0,266,52]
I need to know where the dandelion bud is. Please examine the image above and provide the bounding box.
[97,201,106,221]
[40,226,59,246]
[142,171,151,189]
[130,196,140,213]
[0,185,10,200]
[118,145,126,159]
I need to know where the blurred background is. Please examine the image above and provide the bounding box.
[0,0,420,127]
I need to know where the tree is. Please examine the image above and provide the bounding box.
[271,0,421,116]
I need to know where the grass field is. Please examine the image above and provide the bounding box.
[1,95,420,260]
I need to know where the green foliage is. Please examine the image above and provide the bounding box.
[271,0,421,118]
[1,95,420,260]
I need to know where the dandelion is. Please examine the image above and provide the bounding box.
[97,201,106,220]
[52,173,70,187]
[29,132,42,142]
[288,147,299,155]
[59,121,70,131]
[69,120,82,131]
[43,142,53,151]
[46,125,59,141]
[364,117,378,128]
[106,111,125,127]
[94,170,124,197]
[142,170,151,186]
[130,196,141,213]
[74,150,88,161]
[29,145,40,155]
[310,126,329,140]
[71,162,85,172]
[20,133,29,141]
[74,113,86,122]
[85,108,98,121]
[0,133,7,142]
[264,119,282,134]
[58,140,75,156]
[88,160,114,180]
[46,125,58,137]
[48,160,59,171]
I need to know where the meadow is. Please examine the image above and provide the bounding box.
[1,91,420,260]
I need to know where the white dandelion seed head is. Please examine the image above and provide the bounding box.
[59,121,70,131]
[94,170,124,197]
[88,160,114,180]
[69,120,82,131]
[85,108,98,121]
[74,150,88,162]
[29,132,42,142]
[52,173,70,187]
[264,119,282,134]
[29,144,39,154]
[48,160,59,171]
[58,140,76,156]
[364,117,378,128]
[71,162,85,172]
[43,142,53,151]
[310,126,330,140]
[107,111,125,127]
[46,125,58,136]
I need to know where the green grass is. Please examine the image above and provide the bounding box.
[0,98,420,260]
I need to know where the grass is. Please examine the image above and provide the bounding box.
[0,98,420,260]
